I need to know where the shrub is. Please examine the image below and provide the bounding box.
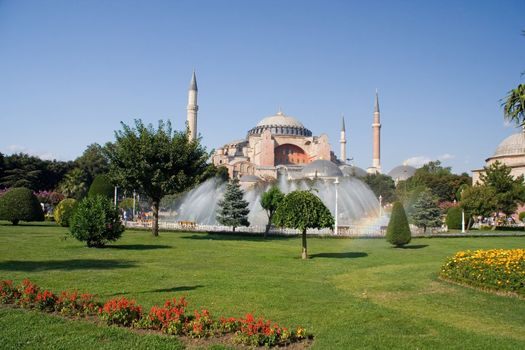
[88,174,114,199]
[35,290,57,311]
[446,206,462,230]
[519,212,525,222]
[440,249,525,295]
[386,202,411,247]
[0,280,20,304]
[55,291,101,316]
[17,278,40,308]
[54,198,78,227]
[146,297,188,333]
[99,297,142,326]
[69,195,124,247]
[0,187,44,225]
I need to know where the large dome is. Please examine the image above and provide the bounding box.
[301,160,343,178]
[340,165,368,178]
[492,132,525,158]
[248,111,312,137]
[388,165,416,181]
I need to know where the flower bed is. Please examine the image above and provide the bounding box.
[0,278,311,347]
[440,249,525,296]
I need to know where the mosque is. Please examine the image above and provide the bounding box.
[185,71,415,182]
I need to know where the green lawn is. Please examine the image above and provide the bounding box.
[0,222,524,349]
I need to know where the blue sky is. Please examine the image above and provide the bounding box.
[0,0,524,174]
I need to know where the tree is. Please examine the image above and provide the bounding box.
[386,202,411,247]
[479,161,525,216]
[58,168,88,199]
[69,195,124,247]
[503,84,525,126]
[260,186,284,237]
[75,143,110,186]
[0,187,44,225]
[363,173,397,203]
[273,190,334,259]
[88,174,114,199]
[216,179,250,232]
[411,190,442,233]
[105,119,209,236]
[460,185,498,230]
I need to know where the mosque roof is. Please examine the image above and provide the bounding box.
[491,131,525,159]
[340,165,367,178]
[248,110,313,137]
[388,165,416,181]
[256,111,304,128]
[301,159,343,178]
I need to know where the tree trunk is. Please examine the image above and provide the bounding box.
[233,226,236,232]
[151,199,159,237]
[466,217,472,232]
[12,219,19,225]
[301,229,308,259]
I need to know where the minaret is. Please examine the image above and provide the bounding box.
[340,114,347,164]
[372,90,381,172]
[186,70,198,141]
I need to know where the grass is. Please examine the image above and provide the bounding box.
[0,222,524,349]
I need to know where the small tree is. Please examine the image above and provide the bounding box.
[216,179,250,232]
[69,195,124,247]
[88,174,114,199]
[0,187,44,225]
[386,202,411,247]
[54,198,77,227]
[411,190,442,233]
[446,206,462,230]
[260,186,284,237]
[460,185,498,230]
[273,190,334,259]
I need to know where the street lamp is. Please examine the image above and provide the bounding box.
[334,177,339,235]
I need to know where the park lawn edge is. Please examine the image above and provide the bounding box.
[438,276,525,300]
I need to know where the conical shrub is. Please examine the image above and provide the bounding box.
[386,201,411,247]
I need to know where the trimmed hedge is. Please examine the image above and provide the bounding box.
[0,187,44,225]
[54,198,78,227]
[88,174,113,199]
[446,206,462,230]
[386,202,411,247]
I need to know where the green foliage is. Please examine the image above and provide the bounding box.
[105,119,209,236]
[58,168,88,200]
[519,211,525,222]
[503,84,525,127]
[260,186,284,236]
[75,143,109,185]
[411,190,442,232]
[216,179,250,231]
[460,185,498,220]
[0,187,44,225]
[446,206,462,230]
[273,190,334,259]
[69,195,124,247]
[53,198,78,227]
[88,174,114,199]
[363,173,397,203]
[479,161,525,216]
[386,202,411,247]
[119,198,134,211]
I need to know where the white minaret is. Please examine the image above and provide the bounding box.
[187,70,198,141]
[340,114,347,164]
[372,90,381,172]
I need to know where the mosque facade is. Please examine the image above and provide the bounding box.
[185,72,385,181]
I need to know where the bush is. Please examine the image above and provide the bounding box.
[519,212,525,222]
[446,206,462,230]
[69,195,124,247]
[88,174,114,199]
[0,187,44,225]
[99,297,143,327]
[54,198,78,227]
[386,201,411,247]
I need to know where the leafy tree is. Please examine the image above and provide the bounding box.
[88,174,114,199]
[273,190,334,259]
[75,143,109,186]
[460,185,498,230]
[216,179,250,232]
[386,202,411,247]
[363,173,397,203]
[105,119,209,236]
[503,84,525,127]
[479,161,525,216]
[54,198,78,227]
[260,186,284,237]
[411,190,442,233]
[446,206,462,230]
[0,187,44,225]
[69,195,124,247]
[58,168,88,199]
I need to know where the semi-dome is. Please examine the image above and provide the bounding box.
[340,165,368,178]
[301,159,343,178]
[388,165,416,181]
[492,131,525,159]
[248,110,312,137]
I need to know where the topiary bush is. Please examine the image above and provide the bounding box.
[0,187,44,225]
[386,201,411,247]
[446,206,462,230]
[87,174,114,199]
[54,198,78,227]
[69,195,124,247]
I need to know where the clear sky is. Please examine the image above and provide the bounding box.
[1,0,524,174]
